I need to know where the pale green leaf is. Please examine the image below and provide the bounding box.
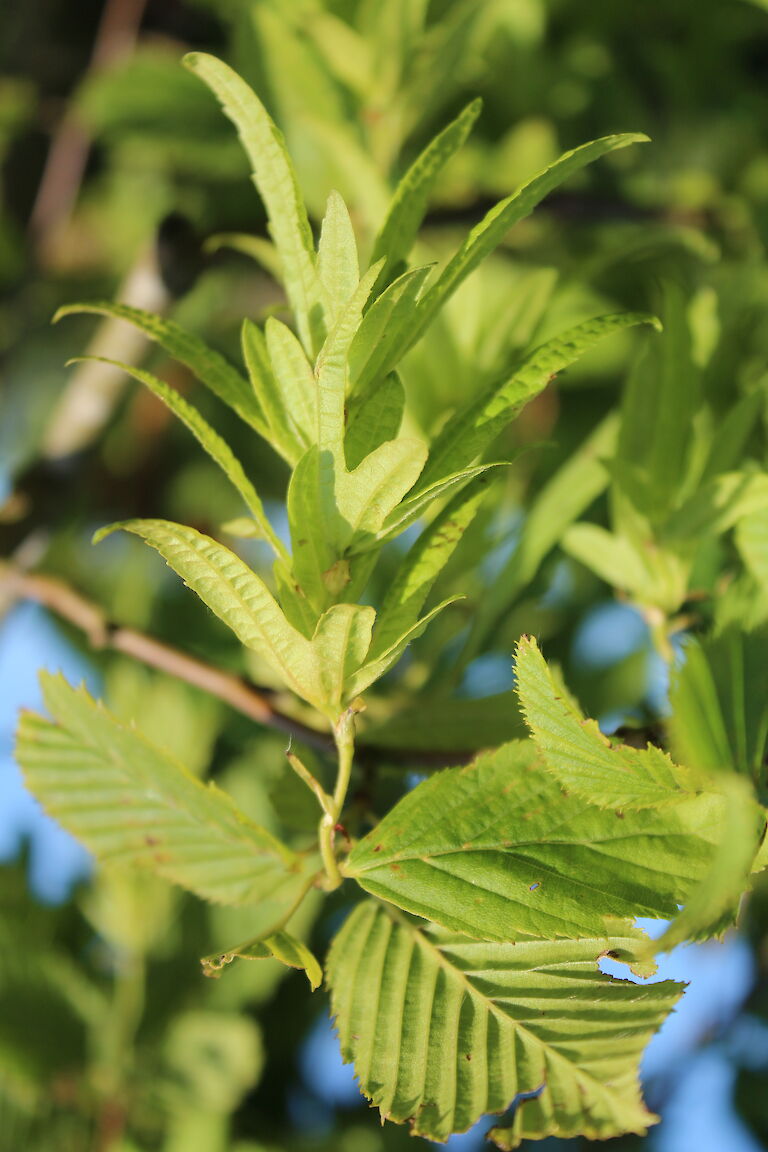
[316,260,384,450]
[74,357,287,561]
[264,317,317,448]
[371,98,482,291]
[241,318,304,464]
[561,524,649,596]
[205,231,283,280]
[317,191,360,328]
[402,134,650,352]
[184,53,323,354]
[344,373,405,470]
[417,312,659,492]
[202,929,322,989]
[345,740,722,941]
[372,473,494,658]
[310,604,376,712]
[662,470,768,540]
[93,519,326,709]
[55,301,267,436]
[702,383,767,480]
[348,596,462,697]
[348,264,432,392]
[328,899,680,1145]
[515,635,702,809]
[17,674,317,907]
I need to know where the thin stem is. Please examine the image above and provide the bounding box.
[286,747,334,816]
[318,709,358,890]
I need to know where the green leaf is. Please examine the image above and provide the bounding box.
[359,692,526,754]
[93,519,326,709]
[645,777,764,954]
[515,635,702,808]
[264,317,317,448]
[202,930,322,989]
[736,507,768,593]
[327,899,680,1145]
[348,264,432,392]
[54,301,267,436]
[73,357,287,561]
[317,191,360,328]
[310,604,375,713]
[183,53,323,354]
[372,473,494,658]
[662,470,768,541]
[348,596,462,697]
[402,134,650,353]
[241,318,305,464]
[378,462,506,544]
[344,373,405,470]
[345,739,722,941]
[371,98,482,291]
[17,674,317,907]
[417,312,659,492]
[316,260,384,451]
[668,626,768,780]
[562,524,649,596]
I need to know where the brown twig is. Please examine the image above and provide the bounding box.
[0,565,333,752]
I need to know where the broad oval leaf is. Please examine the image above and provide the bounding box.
[345,740,722,942]
[327,899,681,1146]
[17,674,318,907]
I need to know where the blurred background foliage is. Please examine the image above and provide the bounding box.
[2,0,768,1150]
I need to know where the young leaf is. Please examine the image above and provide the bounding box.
[327,899,680,1145]
[348,264,432,392]
[183,53,323,354]
[371,472,494,659]
[347,596,462,697]
[93,519,326,709]
[515,635,702,808]
[416,312,659,492]
[736,507,768,593]
[264,317,317,448]
[344,740,722,941]
[344,373,405,470]
[310,604,376,713]
[241,318,305,464]
[55,301,268,436]
[371,98,482,291]
[17,674,317,907]
[202,930,322,989]
[74,356,287,561]
[402,133,650,352]
[317,191,360,327]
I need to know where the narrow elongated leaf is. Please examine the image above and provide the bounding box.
[349,264,432,392]
[417,313,658,492]
[736,507,768,593]
[344,373,405,469]
[348,596,462,697]
[202,930,322,989]
[241,319,304,463]
[378,462,506,543]
[402,134,649,352]
[662,470,768,540]
[75,357,287,560]
[316,261,384,450]
[328,899,680,1145]
[371,98,482,290]
[265,318,316,447]
[184,53,323,354]
[668,626,768,780]
[317,191,359,327]
[17,674,316,906]
[515,636,701,808]
[372,473,494,658]
[345,740,721,941]
[93,519,325,710]
[55,301,267,436]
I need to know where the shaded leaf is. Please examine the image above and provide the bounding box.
[202,929,322,989]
